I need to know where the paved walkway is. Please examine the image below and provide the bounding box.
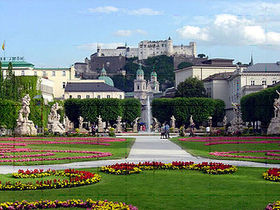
[0,135,279,174]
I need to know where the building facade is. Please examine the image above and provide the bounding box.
[64,80,124,100]
[175,58,239,88]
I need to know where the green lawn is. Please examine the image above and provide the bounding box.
[171,137,280,164]
[0,137,135,166]
[0,167,278,210]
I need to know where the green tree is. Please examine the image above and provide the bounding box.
[178,62,193,69]
[176,77,206,98]
[0,62,3,98]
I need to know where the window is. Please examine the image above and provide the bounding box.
[137,85,140,90]
[52,71,55,76]
[119,95,122,99]
[250,80,255,86]
[34,71,37,76]
[97,95,101,99]
[21,70,25,76]
[69,95,72,99]
[62,82,66,88]
[62,71,66,76]
[77,95,81,99]
[107,95,110,98]
[86,95,90,98]
[43,71,47,77]
[262,80,267,85]
[273,80,277,84]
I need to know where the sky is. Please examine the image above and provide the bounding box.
[0,0,280,67]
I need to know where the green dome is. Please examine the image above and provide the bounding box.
[151,71,157,77]
[136,64,144,76]
[98,67,114,86]
[98,75,114,87]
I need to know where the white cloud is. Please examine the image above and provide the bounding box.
[77,42,124,51]
[177,14,280,47]
[114,29,147,37]
[88,6,162,16]
[127,8,162,16]
[88,6,119,14]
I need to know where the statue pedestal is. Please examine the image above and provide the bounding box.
[267,117,280,135]
[48,121,65,134]
[15,121,37,136]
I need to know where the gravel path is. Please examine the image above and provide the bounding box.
[0,135,279,174]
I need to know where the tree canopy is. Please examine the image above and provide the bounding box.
[177,62,193,69]
[176,77,206,98]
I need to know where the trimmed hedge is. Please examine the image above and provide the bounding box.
[0,100,20,129]
[64,98,141,126]
[241,85,280,126]
[152,98,225,126]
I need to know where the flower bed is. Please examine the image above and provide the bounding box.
[210,150,280,160]
[0,198,138,210]
[0,169,101,191]
[266,201,280,210]
[101,161,237,175]
[263,168,280,182]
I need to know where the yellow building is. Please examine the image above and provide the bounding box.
[33,66,76,99]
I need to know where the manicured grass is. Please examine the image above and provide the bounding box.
[0,137,135,166]
[0,167,278,209]
[171,136,280,164]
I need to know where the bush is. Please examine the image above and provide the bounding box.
[152,98,225,127]
[0,99,20,129]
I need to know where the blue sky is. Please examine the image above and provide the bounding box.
[0,0,279,67]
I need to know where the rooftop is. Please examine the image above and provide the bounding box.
[243,62,280,72]
[65,82,123,93]
[203,72,234,82]
[1,61,34,68]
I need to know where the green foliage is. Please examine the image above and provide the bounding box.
[112,75,134,92]
[0,62,3,98]
[122,98,141,123]
[152,98,225,126]
[178,62,193,69]
[64,98,141,126]
[0,99,20,129]
[176,77,206,98]
[241,85,280,125]
[197,53,206,58]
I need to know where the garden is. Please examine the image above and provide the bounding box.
[0,137,135,165]
[0,162,279,209]
[172,136,280,164]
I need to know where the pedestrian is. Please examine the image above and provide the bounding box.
[165,124,170,139]
[160,125,165,139]
[190,123,195,137]
[91,124,96,136]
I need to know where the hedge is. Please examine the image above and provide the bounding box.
[241,85,280,126]
[64,98,141,126]
[0,99,20,129]
[152,98,225,126]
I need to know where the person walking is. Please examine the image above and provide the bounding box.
[160,124,165,139]
[165,123,170,139]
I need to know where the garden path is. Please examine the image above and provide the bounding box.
[0,135,279,174]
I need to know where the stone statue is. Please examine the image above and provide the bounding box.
[223,115,227,128]
[268,90,280,134]
[153,117,159,132]
[170,115,176,129]
[133,117,140,133]
[228,103,244,134]
[116,116,122,133]
[189,115,194,125]
[78,116,84,130]
[48,102,65,134]
[64,116,73,132]
[14,94,37,136]
[97,115,104,133]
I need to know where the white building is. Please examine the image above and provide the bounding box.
[175,58,238,88]
[64,80,124,100]
[96,37,196,60]
[203,61,280,120]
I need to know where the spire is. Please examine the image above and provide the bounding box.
[249,53,254,66]
[101,64,107,76]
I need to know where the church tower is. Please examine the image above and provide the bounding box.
[134,64,147,101]
[147,67,160,93]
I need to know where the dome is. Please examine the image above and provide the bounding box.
[98,67,114,86]
[98,76,114,87]
[151,71,157,77]
[136,64,144,76]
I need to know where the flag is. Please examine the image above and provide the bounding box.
[1,41,5,51]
